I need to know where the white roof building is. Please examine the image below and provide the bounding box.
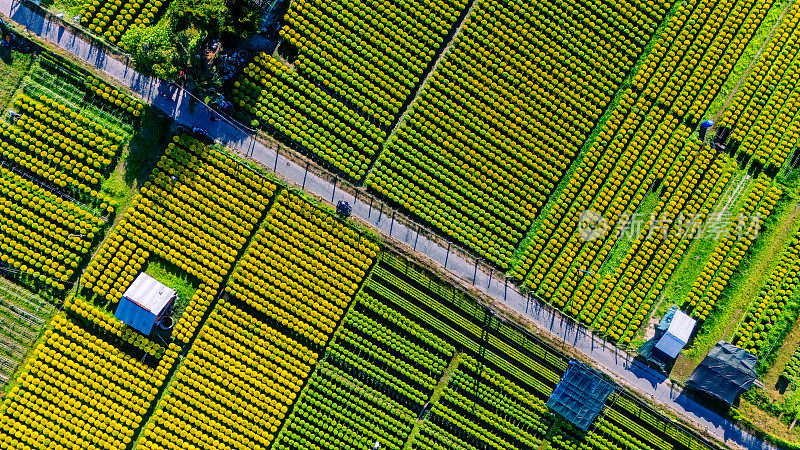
[655,310,696,359]
[115,273,176,334]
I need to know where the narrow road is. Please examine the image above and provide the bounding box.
[0,1,776,448]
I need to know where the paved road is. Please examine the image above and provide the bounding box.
[0,1,775,448]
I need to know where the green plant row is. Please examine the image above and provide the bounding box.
[381,254,486,323]
[734,229,800,355]
[783,348,800,380]
[0,314,178,450]
[79,135,278,344]
[429,354,550,448]
[271,361,415,450]
[613,395,707,449]
[281,0,468,125]
[367,274,558,395]
[342,307,449,375]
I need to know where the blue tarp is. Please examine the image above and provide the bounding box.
[115,297,157,335]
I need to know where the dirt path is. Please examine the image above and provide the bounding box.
[711,0,795,126]
[716,173,751,218]
[711,173,741,217]
[384,0,479,134]
[402,352,462,449]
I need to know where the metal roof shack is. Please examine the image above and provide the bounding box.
[115,273,176,335]
[655,309,696,359]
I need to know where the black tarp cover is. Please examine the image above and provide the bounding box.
[546,361,615,431]
[687,341,758,405]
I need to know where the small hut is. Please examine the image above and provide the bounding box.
[115,273,176,335]
[655,309,696,359]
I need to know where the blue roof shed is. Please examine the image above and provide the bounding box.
[115,273,176,335]
[655,309,696,359]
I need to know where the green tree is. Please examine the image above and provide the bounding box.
[124,0,261,85]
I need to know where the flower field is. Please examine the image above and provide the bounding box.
[85,75,145,120]
[0,313,179,450]
[233,54,386,179]
[733,230,800,356]
[505,0,779,344]
[681,176,780,321]
[232,0,471,180]
[228,0,786,307]
[0,144,723,450]
[279,0,468,127]
[158,0,800,392]
[136,188,381,450]
[0,52,143,295]
[225,189,380,346]
[7,0,800,443]
[230,0,800,364]
[265,253,715,450]
[0,55,134,207]
[0,92,125,201]
[137,300,315,450]
[0,165,103,293]
[81,0,170,45]
[719,0,800,169]
[74,134,279,346]
[31,52,140,129]
[365,0,670,268]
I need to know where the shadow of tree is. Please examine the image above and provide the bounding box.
[124,105,172,188]
[0,46,12,65]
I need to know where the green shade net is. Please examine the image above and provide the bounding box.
[546,361,615,431]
